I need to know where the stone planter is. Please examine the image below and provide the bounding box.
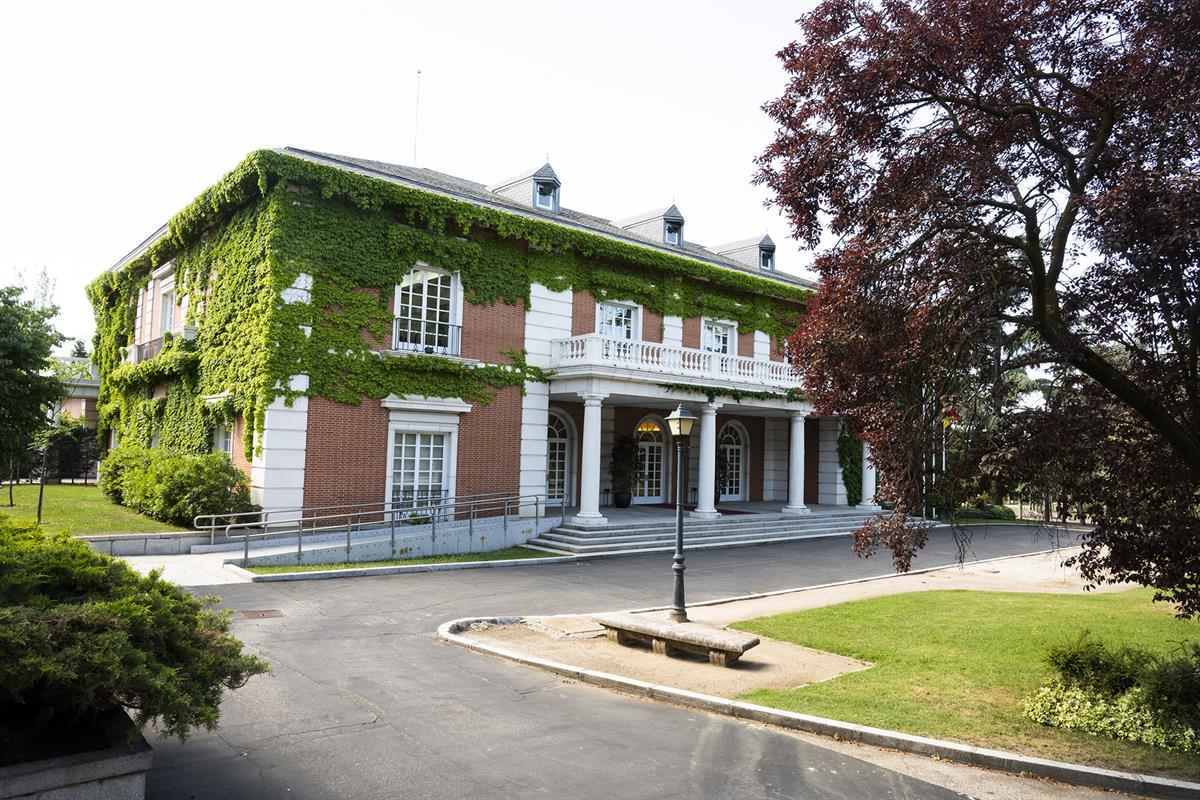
[0,708,152,800]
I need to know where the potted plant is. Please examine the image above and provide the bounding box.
[609,435,640,508]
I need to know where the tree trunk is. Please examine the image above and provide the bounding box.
[36,446,48,524]
[6,459,13,507]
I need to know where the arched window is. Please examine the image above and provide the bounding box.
[634,419,666,502]
[546,412,572,505]
[718,424,746,501]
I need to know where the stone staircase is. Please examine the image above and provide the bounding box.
[526,507,882,557]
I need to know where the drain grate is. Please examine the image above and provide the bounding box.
[242,609,285,619]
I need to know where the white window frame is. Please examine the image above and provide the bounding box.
[702,318,736,355]
[759,249,775,270]
[664,221,682,246]
[545,409,576,507]
[160,289,175,336]
[392,263,464,356]
[533,181,558,211]
[596,301,641,341]
[212,422,233,458]
[381,395,472,513]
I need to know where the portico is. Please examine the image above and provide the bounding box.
[538,377,861,529]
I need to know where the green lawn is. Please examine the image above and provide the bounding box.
[0,483,185,536]
[244,545,559,574]
[733,588,1200,779]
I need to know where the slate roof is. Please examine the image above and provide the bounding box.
[613,204,686,228]
[488,162,561,191]
[714,233,776,254]
[111,147,816,291]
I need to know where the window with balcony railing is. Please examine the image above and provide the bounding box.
[393,267,461,356]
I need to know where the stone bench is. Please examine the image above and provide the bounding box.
[591,612,760,667]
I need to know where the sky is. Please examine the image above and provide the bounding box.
[0,0,822,348]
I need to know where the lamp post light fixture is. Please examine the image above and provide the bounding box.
[664,403,697,623]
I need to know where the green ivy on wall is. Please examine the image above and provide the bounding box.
[88,149,812,457]
[838,424,863,506]
[658,383,805,405]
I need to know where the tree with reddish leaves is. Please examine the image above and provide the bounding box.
[757,0,1200,612]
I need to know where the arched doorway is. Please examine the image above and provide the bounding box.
[634,417,668,504]
[718,423,748,502]
[546,411,574,506]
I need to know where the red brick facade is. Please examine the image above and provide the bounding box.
[461,298,525,362]
[300,293,527,508]
[302,396,390,509]
[642,308,664,343]
[737,330,754,357]
[231,415,253,481]
[572,289,596,336]
[456,386,523,499]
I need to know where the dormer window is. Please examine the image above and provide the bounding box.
[760,249,775,270]
[664,221,682,246]
[535,181,558,211]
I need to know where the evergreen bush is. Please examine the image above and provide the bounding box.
[0,517,268,741]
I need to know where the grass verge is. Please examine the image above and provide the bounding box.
[0,483,185,536]
[243,546,560,574]
[732,588,1200,779]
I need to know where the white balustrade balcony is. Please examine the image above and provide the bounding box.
[548,334,796,389]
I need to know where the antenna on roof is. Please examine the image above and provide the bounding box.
[413,69,422,166]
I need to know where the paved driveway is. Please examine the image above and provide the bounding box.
[148,525,1073,799]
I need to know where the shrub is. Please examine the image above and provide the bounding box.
[1046,632,1148,696]
[0,517,268,740]
[97,445,153,504]
[1027,633,1200,751]
[122,451,256,527]
[1025,683,1198,754]
[953,503,1016,521]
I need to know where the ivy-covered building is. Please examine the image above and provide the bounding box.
[90,148,876,525]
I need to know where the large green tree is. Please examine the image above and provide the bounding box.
[0,285,64,504]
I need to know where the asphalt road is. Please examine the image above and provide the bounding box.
[148,524,1072,800]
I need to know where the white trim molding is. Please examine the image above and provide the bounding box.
[381,394,473,508]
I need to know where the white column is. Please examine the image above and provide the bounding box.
[859,440,881,510]
[572,392,608,527]
[689,402,722,520]
[782,411,811,514]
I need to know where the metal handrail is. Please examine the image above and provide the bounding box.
[216,492,560,566]
[194,489,524,536]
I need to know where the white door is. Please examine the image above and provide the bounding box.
[634,419,666,504]
[718,425,746,502]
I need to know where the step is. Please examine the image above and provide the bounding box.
[552,510,871,534]
[549,515,879,541]
[537,520,875,548]
[529,522,871,553]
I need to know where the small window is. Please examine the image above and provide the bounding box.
[213,423,233,458]
[664,221,682,246]
[703,321,732,355]
[160,290,175,334]
[760,249,774,270]
[597,302,637,341]
[534,182,557,210]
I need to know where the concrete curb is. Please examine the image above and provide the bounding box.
[438,616,1200,799]
[223,553,579,582]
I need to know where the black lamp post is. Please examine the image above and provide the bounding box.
[665,403,697,623]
